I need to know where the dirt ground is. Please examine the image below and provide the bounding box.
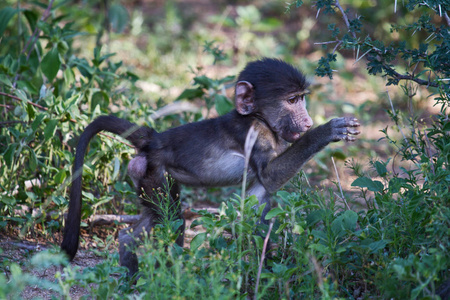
[1,201,217,299]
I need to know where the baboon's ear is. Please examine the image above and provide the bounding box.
[235,81,256,115]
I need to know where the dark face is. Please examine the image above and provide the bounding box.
[265,91,313,143]
[235,58,313,143]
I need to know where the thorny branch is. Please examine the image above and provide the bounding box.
[318,0,441,87]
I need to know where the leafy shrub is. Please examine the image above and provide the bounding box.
[0,0,448,299]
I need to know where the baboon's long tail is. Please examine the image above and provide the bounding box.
[61,115,154,260]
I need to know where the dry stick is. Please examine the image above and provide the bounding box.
[445,12,450,26]
[314,40,339,45]
[331,157,350,210]
[254,220,274,300]
[89,214,139,226]
[0,91,82,126]
[332,40,343,55]
[0,91,48,111]
[354,48,372,65]
[0,104,13,109]
[334,0,357,40]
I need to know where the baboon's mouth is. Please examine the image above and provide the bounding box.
[282,131,302,143]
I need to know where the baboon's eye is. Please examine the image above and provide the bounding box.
[288,96,299,104]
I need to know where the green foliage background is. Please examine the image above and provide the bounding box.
[0,0,448,298]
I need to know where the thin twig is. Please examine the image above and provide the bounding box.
[331,157,350,210]
[385,86,408,144]
[314,40,339,45]
[99,132,133,148]
[354,48,372,65]
[0,91,48,110]
[445,12,450,26]
[254,220,274,300]
[0,120,26,128]
[366,47,438,87]
[0,92,21,101]
[334,0,357,40]
[388,68,438,87]
[332,40,343,55]
[0,104,13,109]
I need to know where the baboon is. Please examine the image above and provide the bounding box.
[61,58,361,276]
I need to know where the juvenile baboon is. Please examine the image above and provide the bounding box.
[61,58,361,275]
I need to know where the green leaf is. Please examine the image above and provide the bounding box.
[177,88,204,100]
[253,235,263,250]
[293,223,304,234]
[28,149,38,170]
[388,177,405,193]
[218,75,235,84]
[112,157,120,180]
[190,232,206,252]
[306,209,327,227]
[373,161,387,176]
[0,7,17,36]
[23,9,38,31]
[309,243,328,254]
[214,94,233,115]
[41,48,61,82]
[265,207,284,220]
[331,210,358,236]
[1,196,16,206]
[15,89,28,102]
[256,202,267,217]
[331,217,344,236]
[109,4,129,33]
[368,240,390,253]
[31,114,46,132]
[3,143,18,168]
[275,222,288,234]
[351,176,384,192]
[0,74,13,87]
[63,68,75,86]
[26,103,36,119]
[44,119,58,141]
[276,190,291,201]
[443,121,450,131]
[52,195,67,206]
[31,251,68,268]
[341,210,358,231]
[55,169,67,184]
[193,75,214,89]
[331,149,346,160]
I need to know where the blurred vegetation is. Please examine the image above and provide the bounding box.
[0,0,448,298]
